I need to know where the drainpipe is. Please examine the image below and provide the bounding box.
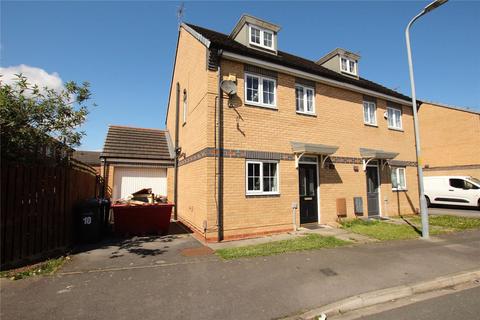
[217,50,224,241]
[173,82,180,220]
[101,158,107,198]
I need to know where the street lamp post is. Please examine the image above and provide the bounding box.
[405,0,448,239]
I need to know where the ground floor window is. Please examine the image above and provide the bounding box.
[246,160,279,195]
[391,167,407,190]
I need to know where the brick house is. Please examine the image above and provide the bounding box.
[166,15,420,241]
[419,101,480,178]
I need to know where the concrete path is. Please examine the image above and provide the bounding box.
[429,206,480,218]
[207,225,374,250]
[1,231,480,320]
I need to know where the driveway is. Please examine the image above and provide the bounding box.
[60,222,216,274]
[429,206,480,218]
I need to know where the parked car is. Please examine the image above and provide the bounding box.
[424,176,480,208]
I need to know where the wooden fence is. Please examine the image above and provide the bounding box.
[1,160,102,270]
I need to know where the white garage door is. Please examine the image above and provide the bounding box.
[113,166,167,200]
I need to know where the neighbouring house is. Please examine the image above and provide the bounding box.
[100,125,174,200]
[419,101,480,178]
[166,15,420,242]
[73,150,102,174]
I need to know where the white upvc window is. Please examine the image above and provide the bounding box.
[391,167,407,190]
[249,25,274,50]
[295,84,315,115]
[340,56,357,75]
[387,106,403,130]
[244,73,276,108]
[246,160,279,195]
[363,101,377,125]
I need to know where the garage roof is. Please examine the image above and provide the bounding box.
[101,125,174,162]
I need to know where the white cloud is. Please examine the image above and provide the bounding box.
[0,64,64,93]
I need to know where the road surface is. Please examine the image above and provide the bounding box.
[358,285,480,320]
[429,206,480,218]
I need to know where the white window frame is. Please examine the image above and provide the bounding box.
[391,167,407,191]
[249,24,275,50]
[340,56,357,76]
[363,100,377,126]
[295,84,316,115]
[245,160,280,195]
[387,106,403,130]
[244,72,277,109]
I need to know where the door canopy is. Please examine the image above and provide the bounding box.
[359,148,399,171]
[290,141,339,168]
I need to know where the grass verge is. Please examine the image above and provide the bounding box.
[406,215,480,231]
[0,256,68,280]
[216,234,349,260]
[341,219,421,241]
[342,215,480,241]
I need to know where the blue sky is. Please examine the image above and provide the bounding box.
[2,1,479,150]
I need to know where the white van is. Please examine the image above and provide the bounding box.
[424,176,480,208]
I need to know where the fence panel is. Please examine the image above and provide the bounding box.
[1,162,102,270]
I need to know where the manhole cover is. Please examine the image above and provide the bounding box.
[320,268,338,277]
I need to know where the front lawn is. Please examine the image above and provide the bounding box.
[341,219,421,241]
[342,215,480,241]
[216,234,349,260]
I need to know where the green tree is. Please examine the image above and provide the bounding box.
[0,74,95,161]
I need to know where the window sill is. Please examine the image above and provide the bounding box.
[245,102,278,110]
[296,111,317,117]
[388,127,404,132]
[246,192,280,197]
[341,70,358,77]
[364,123,378,127]
[392,188,408,192]
[249,42,276,53]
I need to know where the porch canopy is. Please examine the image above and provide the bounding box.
[359,147,399,170]
[290,141,339,168]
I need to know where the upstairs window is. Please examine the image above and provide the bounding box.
[246,160,279,195]
[249,25,274,50]
[250,27,261,45]
[245,73,276,108]
[340,57,357,75]
[391,167,407,190]
[295,84,315,115]
[387,107,403,130]
[363,101,377,125]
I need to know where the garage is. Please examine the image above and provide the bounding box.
[100,125,174,200]
[113,166,167,200]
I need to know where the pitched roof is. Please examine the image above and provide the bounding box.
[100,126,173,161]
[73,150,101,165]
[185,23,412,103]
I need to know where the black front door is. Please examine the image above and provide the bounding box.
[299,164,318,224]
[366,166,380,216]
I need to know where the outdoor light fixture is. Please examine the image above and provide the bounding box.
[425,0,448,13]
[405,0,448,239]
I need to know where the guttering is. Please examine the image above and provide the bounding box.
[222,51,412,106]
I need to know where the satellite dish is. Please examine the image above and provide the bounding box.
[220,80,237,96]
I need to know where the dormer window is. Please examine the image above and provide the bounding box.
[249,25,274,50]
[340,57,357,75]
